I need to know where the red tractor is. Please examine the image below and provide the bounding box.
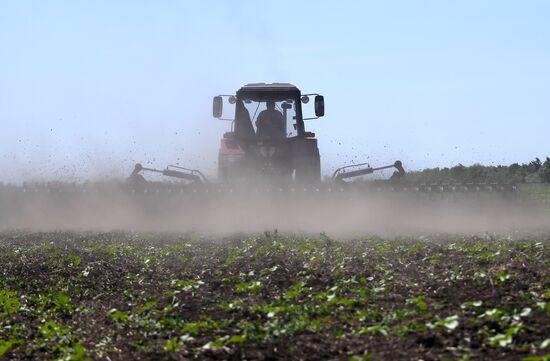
[132,83,404,186]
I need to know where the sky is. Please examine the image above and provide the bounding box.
[1,0,549,183]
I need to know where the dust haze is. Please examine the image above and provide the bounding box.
[2,183,548,238]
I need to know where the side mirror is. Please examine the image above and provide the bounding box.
[213,96,223,118]
[314,95,325,117]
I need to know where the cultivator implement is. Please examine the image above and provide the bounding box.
[0,178,525,234]
[0,178,518,209]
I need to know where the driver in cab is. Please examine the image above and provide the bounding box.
[255,100,285,138]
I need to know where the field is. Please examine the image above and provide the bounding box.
[1,231,549,360]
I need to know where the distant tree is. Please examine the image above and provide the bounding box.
[450,164,466,181]
[509,163,520,174]
[469,164,485,183]
[406,157,550,184]
[528,158,542,173]
[539,157,550,183]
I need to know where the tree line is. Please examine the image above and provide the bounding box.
[406,157,550,184]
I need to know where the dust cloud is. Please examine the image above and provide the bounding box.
[1,182,548,238]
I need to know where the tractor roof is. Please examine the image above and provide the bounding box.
[238,83,299,93]
[237,83,301,100]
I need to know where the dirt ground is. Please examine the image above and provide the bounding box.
[1,231,549,360]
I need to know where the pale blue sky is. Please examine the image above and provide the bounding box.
[1,1,549,182]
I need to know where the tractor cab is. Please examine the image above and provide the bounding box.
[213,83,325,184]
[213,83,324,140]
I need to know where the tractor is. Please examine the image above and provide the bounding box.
[131,83,405,186]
